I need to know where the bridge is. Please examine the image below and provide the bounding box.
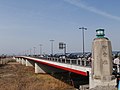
[15,56,91,76]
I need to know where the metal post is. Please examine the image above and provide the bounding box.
[79,27,87,57]
[64,43,66,55]
[50,40,54,56]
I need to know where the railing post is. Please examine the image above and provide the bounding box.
[65,59,66,63]
[83,58,86,66]
[70,59,72,64]
[79,58,82,66]
[60,58,62,63]
[76,59,79,65]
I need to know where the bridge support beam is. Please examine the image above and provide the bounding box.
[19,58,22,64]
[18,58,21,63]
[16,58,19,62]
[90,31,116,89]
[26,59,34,67]
[22,58,26,65]
[35,62,46,74]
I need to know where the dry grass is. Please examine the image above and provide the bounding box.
[0,61,75,90]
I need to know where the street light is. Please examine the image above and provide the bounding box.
[79,27,87,56]
[50,40,54,56]
[39,44,42,55]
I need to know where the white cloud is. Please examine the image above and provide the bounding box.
[64,0,120,21]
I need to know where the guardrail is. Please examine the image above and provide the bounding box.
[30,56,91,67]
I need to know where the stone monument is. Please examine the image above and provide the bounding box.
[90,29,116,89]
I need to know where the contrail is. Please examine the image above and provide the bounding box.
[64,0,120,21]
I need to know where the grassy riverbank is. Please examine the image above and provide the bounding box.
[0,61,75,90]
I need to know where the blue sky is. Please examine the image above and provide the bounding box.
[0,0,120,55]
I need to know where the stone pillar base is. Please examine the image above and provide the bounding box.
[93,75,116,81]
[90,77,116,89]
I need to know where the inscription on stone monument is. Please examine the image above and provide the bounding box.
[102,45,108,64]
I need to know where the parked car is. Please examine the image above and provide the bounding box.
[67,53,83,59]
[53,53,63,58]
